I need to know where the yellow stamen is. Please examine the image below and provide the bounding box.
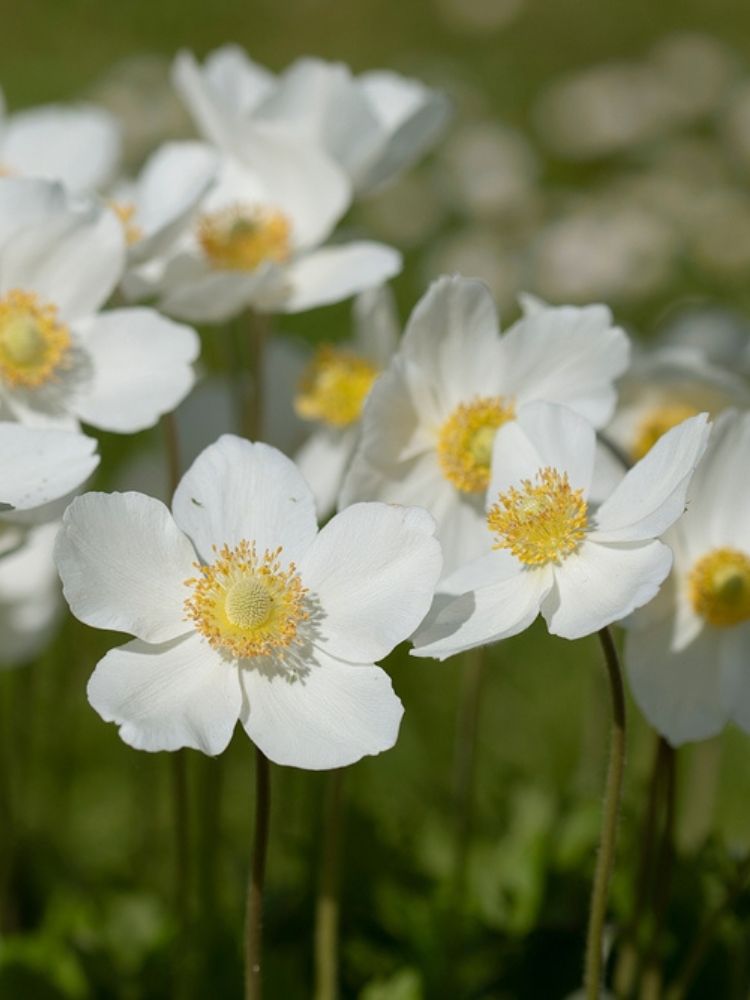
[632,403,699,461]
[197,203,291,271]
[688,547,750,627]
[437,396,515,493]
[109,200,143,246]
[0,289,71,389]
[487,466,588,566]
[295,345,379,429]
[184,541,308,660]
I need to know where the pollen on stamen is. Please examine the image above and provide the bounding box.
[437,396,516,494]
[109,200,143,246]
[688,547,750,628]
[295,345,380,428]
[184,541,309,660]
[0,289,72,389]
[487,466,588,566]
[197,203,292,272]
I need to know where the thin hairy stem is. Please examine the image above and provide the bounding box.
[314,768,345,1000]
[246,748,271,1000]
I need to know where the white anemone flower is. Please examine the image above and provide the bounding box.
[340,276,630,575]
[0,88,121,194]
[54,436,442,768]
[294,285,399,518]
[0,178,199,432]
[173,46,450,194]
[625,410,750,744]
[0,422,98,516]
[412,402,709,659]
[0,522,62,668]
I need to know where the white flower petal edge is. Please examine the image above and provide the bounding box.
[278,242,402,314]
[0,423,99,512]
[172,436,318,564]
[87,634,242,755]
[240,648,403,769]
[299,501,442,663]
[55,492,197,643]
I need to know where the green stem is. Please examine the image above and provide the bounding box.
[245,309,268,442]
[246,748,271,1000]
[451,647,485,911]
[314,769,345,1000]
[584,626,627,1000]
[0,673,15,931]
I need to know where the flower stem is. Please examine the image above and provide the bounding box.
[451,647,485,910]
[244,308,269,442]
[246,747,271,1000]
[314,768,345,1000]
[583,626,627,1000]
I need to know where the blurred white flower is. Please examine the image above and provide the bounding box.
[412,403,709,658]
[340,276,630,575]
[55,436,442,767]
[0,87,121,194]
[295,285,400,518]
[422,229,524,314]
[648,33,738,121]
[0,178,199,432]
[657,306,750,374]
[0,522,62,668]
[626,410,750,744]
[173,47,450,194]
[435,0,525,36]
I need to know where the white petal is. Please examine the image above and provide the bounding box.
[591,414,710,543]
[0,522,61,667]
[71,309,199,433]
[55,491,197,643]
[0,424,98,511]
[500,302,630,427]
[412,560,551,660]
[172,50,243,149]
[87,633,242,755]
[295,427,356,520]
[719,624,750,735]
[240,650,403,769]
[172,436,318,564]
[202,45,275,115]
[0,177,66,246]
[352,283,400,365]
[625,620,727,745]
[299,502,442,662]
[0,199,125,321]
[542,540,673,640]
[279,242,402,313]
[3,104,121,193]
[158,257,282,324]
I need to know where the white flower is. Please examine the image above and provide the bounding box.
[54,436,442,768]
[625,410,750,745]
[340,276,631,575]
[295,285,400,518]
[0,523,62,668]
[173,47,450,194]
[0,88,121,194]
[0,178,199,432]
[412,402,709,659]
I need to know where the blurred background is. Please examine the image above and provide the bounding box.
[3,0,750,997]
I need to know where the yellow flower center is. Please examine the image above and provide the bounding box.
[197,203,292,271]
[487,466,589,566]
[109,200,143,246]
[688,548,750,628]
[184,541,308,659]
[437,396,515,494]
[295,345,380,429]
[0,289,71,389]
[632,403,699,461]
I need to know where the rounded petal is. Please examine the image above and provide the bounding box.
[625,620,727,746]
[158,258,282,324]
[591,414,710,543]
[240,652,403,769]
[412,557,551,660]
[0,424,98,511]
[541,539,673,640]
[352,284,400,365]
[719,624,750,735]
[55,491,197,643]
[0,523,61,668]
[172,436,318,564]
[0,177,66,246]
[88,633,242,755]
[299,502,442,662]
[71,308,199,433]
[295,427,356,520]
[279,242,402,314]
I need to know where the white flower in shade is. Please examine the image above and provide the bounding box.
[606,343,749,464]
[294,285,399,518]
[0,523,62,668]
[134,127,400,323]
[54,436,442,768]
[0,88,121,194]
[625,410,750,744]
[412,402,709,659]
[0,178,199,432]
[173,47,450,194]
[340,276,630,575]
